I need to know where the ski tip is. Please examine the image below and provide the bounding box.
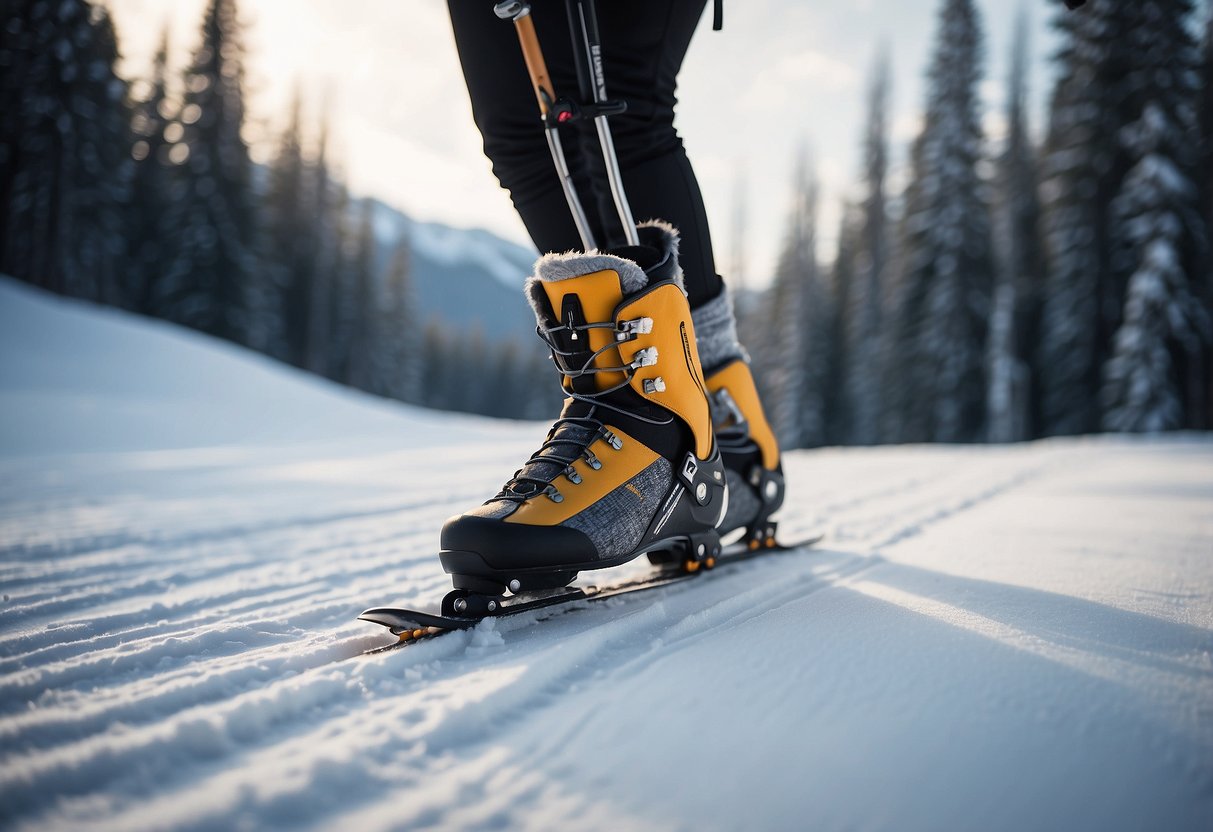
[358,606,462,631]
[358,607,400,626]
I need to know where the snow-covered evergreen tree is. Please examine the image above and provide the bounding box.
[1040,0,1208,435]
[841,52,892,446]
[1100,0,1209,432]
[161,0,258,345]
[986,10,1041,442]
[1199,6,1213,428]
[1204,8,1213,251]
[1101,100,1210,431]
[1037,5,1112,436]
[760,151,832,449]
[0,0,130,301]
[826,202,861,445]
[888,0,993,443]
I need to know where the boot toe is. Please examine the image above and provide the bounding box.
[440,513,599,572]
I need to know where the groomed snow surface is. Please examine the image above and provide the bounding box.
[1,277,1211,831]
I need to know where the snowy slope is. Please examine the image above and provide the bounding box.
[2,278,1212,831]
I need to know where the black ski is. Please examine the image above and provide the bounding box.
[358,533,822,653]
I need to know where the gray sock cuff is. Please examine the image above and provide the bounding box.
[691,286,748,373]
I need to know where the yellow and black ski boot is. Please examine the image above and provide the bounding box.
[691,288,785,550]
[439,223,728,610]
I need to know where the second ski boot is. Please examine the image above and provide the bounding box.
[439,223,729,612]
[691,288,785,549]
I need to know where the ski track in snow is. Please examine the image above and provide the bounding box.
[1,280,1212,831]
[3,439,1211,832]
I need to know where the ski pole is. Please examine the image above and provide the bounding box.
[493,0,640,251]
[563,0,640,248]
[494,0,598,251]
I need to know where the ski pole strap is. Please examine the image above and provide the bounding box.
[713,0,722,30]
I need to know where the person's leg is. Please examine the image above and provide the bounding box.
[448,0,778,542]
[447,0,725,309]
[590,0,724,310]
[588,2,779,541]
[447,1,607,252]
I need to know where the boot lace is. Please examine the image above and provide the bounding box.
[490,315,673,505]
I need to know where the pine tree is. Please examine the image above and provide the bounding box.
[888,0,993,443]
[986,10,1042,442]
[328,184,370,384]
[374,239,421,402]
[160,0,257,344]
[319,180,354,380]
[827,202,862,444]
[521,343,562,420]
[481,337,522,417]
[841,51,892,446]
[127,28,175,315]
[1198,7,1213,428]
[1037,7,1109,435]
[1204,8,1213,255]
[419,321,446,410]
[305,119,338,376]
[1100,0,1209,432]
[760,151,832,449]
[1101,102,1210,431]
[264,90,312,367]
[0,0,130,301]
[1039,0,1207,433]
[1039,0,1209,435]
[342,199,378,391]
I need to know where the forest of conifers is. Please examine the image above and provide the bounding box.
[2,0,1210,445]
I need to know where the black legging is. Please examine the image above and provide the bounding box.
[447,0,723,308]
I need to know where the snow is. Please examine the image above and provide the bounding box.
[2,276,1212,831]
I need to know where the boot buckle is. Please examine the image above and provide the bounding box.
[615,317,654,341]
[597,427,623,450]
[711,388,748,432]
[630,347,659,368]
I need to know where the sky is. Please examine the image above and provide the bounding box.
[105,0,1075,289]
